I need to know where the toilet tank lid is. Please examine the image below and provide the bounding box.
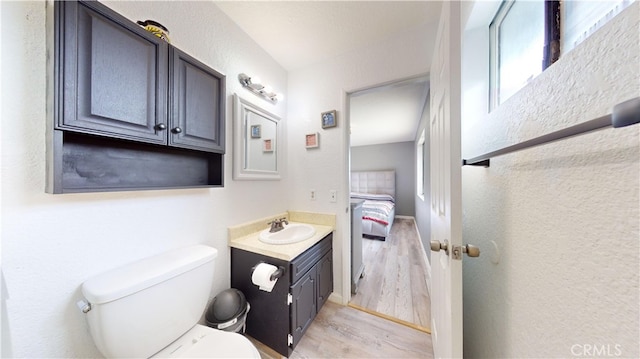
[82,245,217,304]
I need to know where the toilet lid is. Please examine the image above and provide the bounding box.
[153,325,260,358]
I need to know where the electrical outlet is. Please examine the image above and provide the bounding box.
[310,190,316,201]
[329,190,337,203]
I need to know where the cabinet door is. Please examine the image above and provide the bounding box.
[316,251,333,312]
[169,47,225,153]
[59,1,168,144]
[290,268,316,348]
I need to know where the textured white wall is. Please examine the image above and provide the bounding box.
[286,21,436,302]
[461,3,639,358]
[1,1,288,357]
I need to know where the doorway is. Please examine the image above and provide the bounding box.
[345,76,432,331]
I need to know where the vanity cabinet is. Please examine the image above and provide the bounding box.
[231,233,333,357]
[48,0,225,193]
[316,251,333,309]
[289,236,332,347]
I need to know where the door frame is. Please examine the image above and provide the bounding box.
[339,73,432,305]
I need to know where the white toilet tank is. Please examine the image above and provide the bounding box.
[81,245,218,358]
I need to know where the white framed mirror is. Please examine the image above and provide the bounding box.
[233,94,282,180]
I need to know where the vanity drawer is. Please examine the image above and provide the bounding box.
[290,233,332,284]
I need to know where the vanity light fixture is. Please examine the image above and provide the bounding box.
[238,73,283,104]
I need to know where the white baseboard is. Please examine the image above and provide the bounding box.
[328,292,344,305]
[410,216,432,296]
[424,254,432,296]
[395,215,413,219]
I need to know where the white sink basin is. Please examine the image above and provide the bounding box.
[259,223,316,245]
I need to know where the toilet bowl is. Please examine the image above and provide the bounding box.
[153,325,260,358]
[80,245,260,358]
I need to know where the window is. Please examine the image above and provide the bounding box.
[416,130,426,201]
[490,0,552,109]
[489,0,632,110]
[562,0,633,54]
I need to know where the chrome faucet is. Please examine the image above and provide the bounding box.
[268,217,289,233]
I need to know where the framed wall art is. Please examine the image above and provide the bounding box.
[305,133,319,148]
[263,139,273,152]
[250,124,261,138]
[321,110,337,129]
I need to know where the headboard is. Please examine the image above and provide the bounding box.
[350,170,395,198]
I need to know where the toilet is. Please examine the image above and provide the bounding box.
[80,245,260,358]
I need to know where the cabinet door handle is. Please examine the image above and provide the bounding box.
[172,127,182,134]
[155,123,166,131]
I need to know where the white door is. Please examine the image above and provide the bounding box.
[430,1,463,358]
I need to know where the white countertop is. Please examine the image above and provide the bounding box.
[229,222,334,261]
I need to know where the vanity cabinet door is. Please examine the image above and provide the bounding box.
[316,251,333,312]
[290,268,316,348]
[169,47,225,153]
[58,0,168,144]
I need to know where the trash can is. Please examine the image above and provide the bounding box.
[205,288,250,334]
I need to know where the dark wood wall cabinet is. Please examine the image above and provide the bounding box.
[47,0,225,193]
[231,234,333,357]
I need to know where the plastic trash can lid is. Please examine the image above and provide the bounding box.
[206,288,247,324]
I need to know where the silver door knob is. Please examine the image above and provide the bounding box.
[430,239,449,255]
[463,244,480,257]
[172,127,182,134]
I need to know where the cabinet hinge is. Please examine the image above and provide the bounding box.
[288,334,293,346]
[287,293,292,305]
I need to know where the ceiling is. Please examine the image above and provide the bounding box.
[215,1,441,147]
[350,77,429,147]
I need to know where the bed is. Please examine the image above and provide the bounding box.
[350,170,396,240]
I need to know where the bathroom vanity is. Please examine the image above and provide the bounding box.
[228,213,335,357]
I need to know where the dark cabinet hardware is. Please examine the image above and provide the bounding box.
[270,266,285,281]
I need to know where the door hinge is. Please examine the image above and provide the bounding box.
[287,293,292,305]
[288,334,293,346]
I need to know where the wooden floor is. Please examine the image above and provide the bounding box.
[349,217,432,329]
[250,301,433,359]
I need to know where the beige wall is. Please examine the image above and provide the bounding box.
[461,2,639,357]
